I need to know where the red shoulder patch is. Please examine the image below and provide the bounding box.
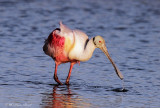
[48,31,65,48]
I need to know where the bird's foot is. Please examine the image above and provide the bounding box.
[65,80,70,85]
[54,75,63,85]
[58,82,63,85]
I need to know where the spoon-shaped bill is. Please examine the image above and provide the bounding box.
[100,45,124,80]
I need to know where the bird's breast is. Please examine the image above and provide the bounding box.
[64,37,74,53]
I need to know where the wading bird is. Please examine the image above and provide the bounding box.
[43,22,123,85]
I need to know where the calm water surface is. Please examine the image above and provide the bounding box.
[0,0,160,108]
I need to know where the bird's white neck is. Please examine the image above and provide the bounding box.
[79,38,96,61]
[68,38,96,62]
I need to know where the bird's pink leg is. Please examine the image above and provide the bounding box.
[54,63,63,85]
[65,62,76,85]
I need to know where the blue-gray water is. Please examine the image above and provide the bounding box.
[0,0,160,108]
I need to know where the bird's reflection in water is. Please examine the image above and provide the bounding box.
[42,85,91,108]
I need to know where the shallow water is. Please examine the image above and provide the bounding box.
[0,0,160,108]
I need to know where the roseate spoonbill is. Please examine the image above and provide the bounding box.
[43,22,123,85]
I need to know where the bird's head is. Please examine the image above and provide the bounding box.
[93,36,106,48]
[93,36,124,80]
